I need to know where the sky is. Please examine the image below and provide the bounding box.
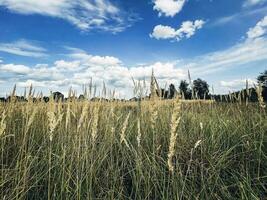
[0,0,267,98]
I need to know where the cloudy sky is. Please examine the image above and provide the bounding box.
[0,0,267,98]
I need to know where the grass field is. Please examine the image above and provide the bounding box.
[0,99,267,199]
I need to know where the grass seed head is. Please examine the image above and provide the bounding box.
[137,119,141,148]
[0,110,7,136]
[168,98,182,173]
[194,140,202,149]
[91,105,99,143]
[121,112,131,147]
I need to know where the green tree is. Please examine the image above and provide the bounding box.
[168,84,176,99]
[193,78,209,99]
[179,80,191,99]
[257,70,267,101]
[257,70,267,87]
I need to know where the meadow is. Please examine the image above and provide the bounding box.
[0,97,266,199]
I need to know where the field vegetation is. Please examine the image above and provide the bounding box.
[0,88,266,199]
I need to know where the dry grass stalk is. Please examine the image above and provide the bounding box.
[25,107,38,133]
[47,108,63,142]
[256,85,266,108]
[194,140,202,149]
[120,112,131,147]
[200,122,203,131]
[91,105,99,143]
[137,119,141,148]
[77,102,89,131]
[0,110,7,136]
[65,103,71,130]
[110,106,116,138]
[167,98,181,173]
[150,101,158,130]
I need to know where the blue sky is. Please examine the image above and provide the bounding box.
[0,0,267,98]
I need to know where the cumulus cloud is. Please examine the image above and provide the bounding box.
[153,0,186,17]
[1,16,267,98]
[69,52,122,66]
[150,20,205,41]
[1,36,267,97]
[69,53,186,93]
[0,50,187,98]
[0,40,47,57]
[129,62,185,81]
[149,25,177,40]
[247,16,267,39]
[243,0,267,7]
[0,0,138,33]
[54,60,81,71]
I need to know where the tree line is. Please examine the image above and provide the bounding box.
[0,70,266,103]
[154,70,267,102]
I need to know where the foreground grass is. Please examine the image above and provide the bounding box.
[0,100,267,199]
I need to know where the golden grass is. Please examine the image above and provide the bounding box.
[0,99,266,199]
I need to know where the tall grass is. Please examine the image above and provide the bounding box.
[0,99,267,199]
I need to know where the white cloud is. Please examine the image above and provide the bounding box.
[0,50,187,98]
[153,0,186,17]
[220,79,256,92]
[0,40,47,57]
[0,64,31,74]
[129,62,185,81]
[176,20,205,39]
[69,52,122,66]
[187,37,267,76]
[54,60,81,71]
[0,0,137,33]
[30,66,64,81]
[182,17,267,76]
[1,36,267,97]
[247,16,267,39]
[243,0,267,7]
[149,25,177,39]
[1,16,267,98]
[150,20,205,41]
[17,79,47,88]
[211,6,267,27]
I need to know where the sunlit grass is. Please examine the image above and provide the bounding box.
[0,99,266,199]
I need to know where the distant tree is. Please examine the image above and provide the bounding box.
[179,80,191,99]
[43,96,50,103]
[257,70,267,101]
[257,70,267,87]
[158,88,168,99]
[6,96,26,102]
[78,94,85,101]
[168,84,177,99]
[52,92,64,102]
[193,78,209,99]
[0,97,6,102]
